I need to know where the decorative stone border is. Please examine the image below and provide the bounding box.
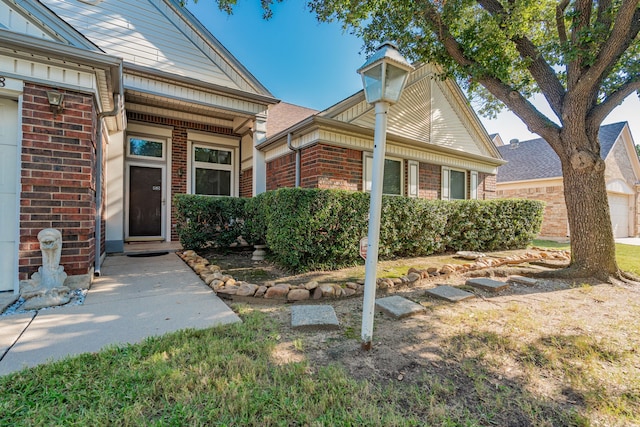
[178,248,571,302]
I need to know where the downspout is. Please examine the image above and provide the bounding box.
[286,133,300,187]
[95,61,123,276]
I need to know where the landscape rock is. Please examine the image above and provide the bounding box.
[254,286,267,298]
[264,284,290,299]
[456,251,486,260]
[319,284,336,297]
[407,272,421,282]
[304,281,319,290]
[345,282,359,290]
[236,283,259,297]
[216,285,239,295]
[288,289,310,301]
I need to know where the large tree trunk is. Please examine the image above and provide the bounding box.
[558,134,619,280]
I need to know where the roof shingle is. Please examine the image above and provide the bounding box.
[496,122,626,182]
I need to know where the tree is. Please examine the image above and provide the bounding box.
[210,0,639,280]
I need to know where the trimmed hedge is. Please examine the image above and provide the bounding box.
[174,188,544,272]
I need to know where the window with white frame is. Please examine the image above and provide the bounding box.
[364,153,403,196]
[192,145,234,196]
[441,167,467,200]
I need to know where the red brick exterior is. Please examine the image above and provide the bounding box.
[240,167,253,198]
[19,84,98,279]
[497,184,568,237]
[478,173,497,200]
[126,112,238,240]
[266,144,363,191]
[418,162,441,199]
[266,152,296,190]
[265,144,498,201]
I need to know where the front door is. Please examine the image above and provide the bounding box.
[128,165,163,238]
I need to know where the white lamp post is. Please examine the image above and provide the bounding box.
[358,42,413,350]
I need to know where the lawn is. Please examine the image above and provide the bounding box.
[533,239,640,275]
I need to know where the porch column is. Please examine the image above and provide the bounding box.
[252,112,268,196]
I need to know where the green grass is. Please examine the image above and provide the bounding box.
[1,303,639,426]
[533,239,640,275]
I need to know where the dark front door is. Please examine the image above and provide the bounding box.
[129,165,163,237]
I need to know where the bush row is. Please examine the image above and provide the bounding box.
[174,188,544,272]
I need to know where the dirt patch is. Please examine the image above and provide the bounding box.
[203,248,640,425]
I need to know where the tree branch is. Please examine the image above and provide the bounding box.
[575,0,640,96]
[588,78,640,125]
[477,0,565,119]
[596,0,613,30]
[567,0,594,90]
[556,0,570,44]
[419,0,561,145]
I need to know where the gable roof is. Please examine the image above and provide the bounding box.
[38,0,272,97]
[496,122,628,182]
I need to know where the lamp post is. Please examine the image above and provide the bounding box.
[357,42,413,351]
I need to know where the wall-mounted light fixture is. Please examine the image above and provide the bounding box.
[177,167,185,178]
[46,90,64,115]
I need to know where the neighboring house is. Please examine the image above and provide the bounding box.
[259,63,504,200]
[0,0,504,294]
[496,122,640,238]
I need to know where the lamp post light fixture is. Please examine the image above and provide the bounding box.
[357,42,413,351]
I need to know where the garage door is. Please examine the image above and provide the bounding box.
[608,193,629,238]
[0,97,19,292]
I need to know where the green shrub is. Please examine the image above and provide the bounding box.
[174,194,247,250]
[173,189,544,272]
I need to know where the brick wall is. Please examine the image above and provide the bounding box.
[240,167,252,198]
[497,184,568,237]
[478,173,497,200]
[19,84,97,279]
[266,152,296,190]
[418,162,440,199]
[126,112,237,240]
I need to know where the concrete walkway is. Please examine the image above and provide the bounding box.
[0,253,240,376]
[616,237,640,246]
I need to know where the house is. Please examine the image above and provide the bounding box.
[0,0,277,293]
[0,0,504,295]
[259,63,505,200]
[496,122,640,238]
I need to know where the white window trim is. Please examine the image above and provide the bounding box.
[408,160,419,198]
[441,166,467,200]
[126,135,166,161]
[470,171,479,200]
[363,152,404,196]
[187,140,239,197]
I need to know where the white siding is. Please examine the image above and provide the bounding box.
[0,1,56,40]
[40,0,257,93]
[430,79,484,156]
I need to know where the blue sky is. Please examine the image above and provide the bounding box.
[187,1,640,145]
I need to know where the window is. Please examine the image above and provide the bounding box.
[192,145,233,196]
[442,167,467,200]
[127,137,165,160]
[408,161,419,198]
[470,171,478,200]
[364,154,403,196]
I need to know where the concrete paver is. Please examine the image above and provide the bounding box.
[466,278,510,292]
[0,253,240,376]
[425,285,476,302]
[508,276,538,286]
[375,295,426,319]
[291,305,340,331]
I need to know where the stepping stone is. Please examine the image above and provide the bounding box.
[465,278,509,292]
[291,305,339,331]
[375,295,426,319]
[425,285,476,302]
[508,276,538,286]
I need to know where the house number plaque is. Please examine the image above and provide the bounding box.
[152,185,161,191]
[0,76,6,87]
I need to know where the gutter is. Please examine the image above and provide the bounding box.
[94,61,124,277]
[286,133,301,187]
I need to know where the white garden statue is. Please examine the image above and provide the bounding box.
[20,228,71,310]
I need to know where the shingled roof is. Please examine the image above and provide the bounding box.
[266,102,318,138]
[496,122,627,182]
